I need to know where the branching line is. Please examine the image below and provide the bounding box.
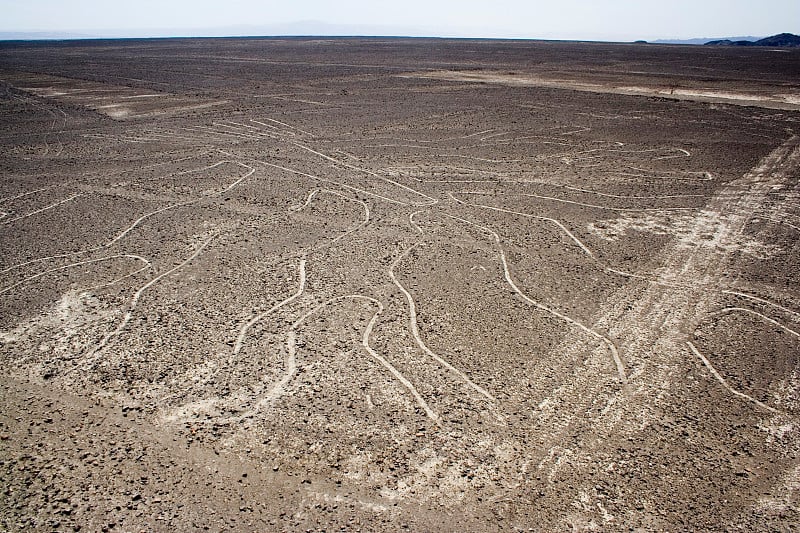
[446,213,627,383]
[389,211,496,403]
[0,254,151,296]
[78,234,218,371]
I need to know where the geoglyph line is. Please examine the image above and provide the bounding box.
[445,213,627,383]
[1,193,81,225]
[251,118,314,137]
[448,192,595,257]
[289,188,371,250]
[0,186,55,204]
[456,190,696,212]
[389,211,497,404]
[686,341,778,414]
[291,142,439,206]
[78,234,219,371]
[230,258,307,368]
[0,161,254,275]
[0,254,151,296]
[235,294,440,423]
[722,290,800,322]
[169,187,373,415]
[707,307,800,338]
[258,160,409,206]
[357,296,440,423]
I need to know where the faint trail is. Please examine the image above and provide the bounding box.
[448,191,595,256]
[211,122,282,140]
[291,142,439,206]
[389,211,497,403]
[0,186,55,204]
[720,290,800,321]
[228,120,289,136]
[686,341,778,414]
[384,166,495,185]
[251,118,315,137]
[258,160,409,206]
[517,135,800,483]
[515,181,704,200]
[0,161,254,275]
[456,190,696,212]
[448,185,800,321]
[545,146,690,162]
[10,94,66,158]
[290,188,371,250]
[0,254,151,296]
[445,214,627,383]
[1,193,81,225]
[624,167,714,181]
[707,307,800,338]
[462,129,496,138]
[78,234,218,371]
[186,125,259,141]
[758,214,800,233]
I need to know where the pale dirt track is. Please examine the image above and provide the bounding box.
[1,38,799,531]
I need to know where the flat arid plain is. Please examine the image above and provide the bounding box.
[1,37,799,531]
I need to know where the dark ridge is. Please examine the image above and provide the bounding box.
[705,32,800,47]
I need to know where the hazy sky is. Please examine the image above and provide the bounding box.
[2,0,798,40]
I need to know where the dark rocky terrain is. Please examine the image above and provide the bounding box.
[1,37,799,531]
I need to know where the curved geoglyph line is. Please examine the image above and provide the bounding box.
[707,307,800,338]
[0,254,151,296]
[76,233,219,372]
[445,213,627,383]
[686,341,778,414]
[290,188,371,251]
[0,161,255,275]
[1,193,82,225]
[231,295,440,424]
[229,258,307,376]
[389,211,497,405]
[448,191,595,256]
[174,188,368,404]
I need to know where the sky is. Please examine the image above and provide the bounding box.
[2,0,798,41]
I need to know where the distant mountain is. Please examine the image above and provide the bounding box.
[651,36,760,45]
[705,33,800,47]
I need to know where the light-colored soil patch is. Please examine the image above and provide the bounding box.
[2,72,225,119]
[402,70,800,111]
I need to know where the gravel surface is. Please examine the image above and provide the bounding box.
[1,37,799,531]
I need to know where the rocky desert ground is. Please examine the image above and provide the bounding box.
[1,37,799,531]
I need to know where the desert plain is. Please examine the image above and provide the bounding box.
[1,37,799,531]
